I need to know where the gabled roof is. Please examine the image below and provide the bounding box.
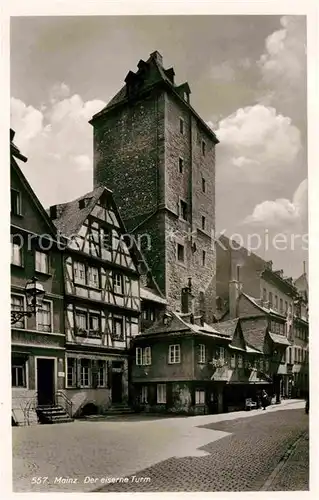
[213,318,239,339]
[50,186,107,238]
[90,52,219,144]
[10,131,60,239]
[242,293,286,320]
[240,321,267,354]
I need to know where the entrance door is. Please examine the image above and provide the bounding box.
[111,372,123,404]
[37,358,55,406]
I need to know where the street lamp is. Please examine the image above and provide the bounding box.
[11,277,45,325]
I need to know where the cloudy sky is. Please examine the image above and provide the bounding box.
[10,15,307,278]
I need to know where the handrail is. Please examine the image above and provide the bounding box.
[23,393,38,426]
[55,390,73,418]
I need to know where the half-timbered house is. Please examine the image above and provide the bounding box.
[49,187,141,415]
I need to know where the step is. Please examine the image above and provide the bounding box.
[106,408,135,415]
[37,405,73,424]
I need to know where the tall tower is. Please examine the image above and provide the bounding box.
[90,51,219,323]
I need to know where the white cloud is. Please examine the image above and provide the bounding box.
[10,88,106,207]
[244,179,308,227]
[10,98,44,150]
[73,154,91,172]
[259,16,306,85]
[257,16,306,121]
[211,61,235,82]
[210,58,252,82]
[216,104,301,183]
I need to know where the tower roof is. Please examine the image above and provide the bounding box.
[90,51,219,144]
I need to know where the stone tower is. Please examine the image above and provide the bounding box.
[90,51,219,323]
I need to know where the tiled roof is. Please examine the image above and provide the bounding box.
[243,293,286,319]
[51,186,107,238]
[139,311,231,340]
[140,287,167,305]
[268,332,291,346]
[213,318,239,339]
[240,322,267,354]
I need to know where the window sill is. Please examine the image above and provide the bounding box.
[197,228,211,239]
[74,282,102,292]
[35,270,52,278]
[179,217,190,224]
[176,260,187,268]
[11,263,24,269]
[168,361,181,365]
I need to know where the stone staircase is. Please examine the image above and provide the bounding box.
[106,403,135,416]
[36,404,73,424]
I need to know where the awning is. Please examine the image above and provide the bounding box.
[229,345,246,352]
[246,345,262,354]
[269,332,291,346]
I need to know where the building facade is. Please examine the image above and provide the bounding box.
[11,131,65,425]
[49,187,142,416]
[216,236,309,401]
[90,51,219,323]
[132,311,273,415]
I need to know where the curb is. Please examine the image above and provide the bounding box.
[260,431,307,491]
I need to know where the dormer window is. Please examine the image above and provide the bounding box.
[78,197,92,210]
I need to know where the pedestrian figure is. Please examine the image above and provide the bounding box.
[261,389,268,410]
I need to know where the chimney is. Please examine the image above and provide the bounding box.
[181,278,194,314]
[150,50,163,66]
[229,264,242,318]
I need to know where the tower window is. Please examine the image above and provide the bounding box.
[202,177,206,193]
[177,244,185,263]
[201,216,206,230]
[202,250,206,267]
[179,118,184,135]
[180,200,188,221]
[179,157,184,173]
[201,140,206,156]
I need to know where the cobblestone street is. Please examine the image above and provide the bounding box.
[12,401,308,493]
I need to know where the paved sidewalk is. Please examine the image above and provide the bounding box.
[267,431,309,491]
[97,407,308,493]
[12,400,306,493]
